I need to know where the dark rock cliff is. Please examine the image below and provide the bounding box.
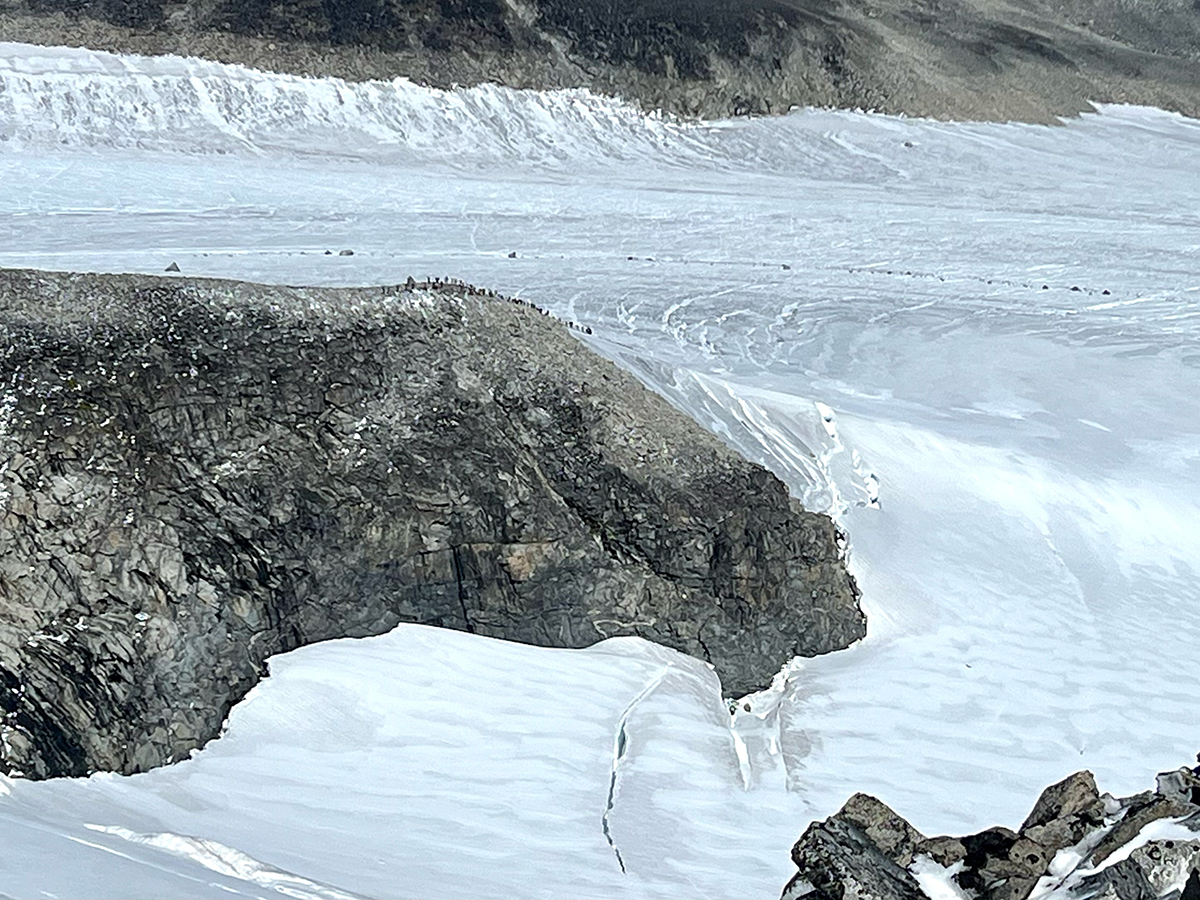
[784,768,1200,900]
[3,0,1200,120]
[0,268,863,779]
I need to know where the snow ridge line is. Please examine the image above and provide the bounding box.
[602,665,670,874]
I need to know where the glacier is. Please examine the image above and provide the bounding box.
[1,39,1200,898]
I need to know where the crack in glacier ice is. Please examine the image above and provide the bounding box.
[602,666,669,874]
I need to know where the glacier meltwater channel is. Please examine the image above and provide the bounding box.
[1,40,1200,899]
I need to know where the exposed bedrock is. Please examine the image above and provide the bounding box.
[4,0,1200,121]
[783,768,1200,900]
[0,268,863,778]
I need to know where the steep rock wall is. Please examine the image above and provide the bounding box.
[0,269,863,778]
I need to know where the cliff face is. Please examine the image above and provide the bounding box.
[3,0,1200,121]
[0,269,863,779]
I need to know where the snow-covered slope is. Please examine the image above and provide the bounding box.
[0,629,787,899]
[1,41,1199,898]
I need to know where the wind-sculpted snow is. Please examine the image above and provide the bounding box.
[2,41,1200,899]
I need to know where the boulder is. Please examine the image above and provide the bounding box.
[0,269,864,778]
[783,815,926,900]
[1071,859,1157,900]
[1091,796,1197,867]
[958,827,1050,900]
[837,793,926,868]
[1156,770,1200,808]
[917,836,967,869]
[1128,841,1200,896]
[784,769,1200,900]
[1021,770,1107,852]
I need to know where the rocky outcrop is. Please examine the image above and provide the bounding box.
[783,810,926,900]
[783,768,1200,900]
[0,268,864,778]
[3,0,1200,121]
[783,793,928,900]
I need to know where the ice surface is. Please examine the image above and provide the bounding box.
[1,40,1199,898]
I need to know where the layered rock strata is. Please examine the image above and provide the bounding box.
[3,0,1200,121]
[784,767,1200,900]
[0,268,863,778]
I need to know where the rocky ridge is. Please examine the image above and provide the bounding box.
[2,0,1200,121]
[784,767,1200,900]
[0,268,864,779]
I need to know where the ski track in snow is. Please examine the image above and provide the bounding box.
[1,40,1200,899]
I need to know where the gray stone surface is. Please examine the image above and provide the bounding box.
[1128,841,1200,897]
[1157,769,1200,808]
[837,792,926,868]
[2,0,1200,121]
[958,826,1048,900]
[0,268,864,778]
[917,835,967,868]
[783,814,927,900]
[783,769,1200,900]
[1072,859,1158,900]
[1022,770,1107,853]
[1024,771,1105,831]
[1091,795,1198,867]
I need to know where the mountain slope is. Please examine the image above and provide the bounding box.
[2,0,1200,119]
